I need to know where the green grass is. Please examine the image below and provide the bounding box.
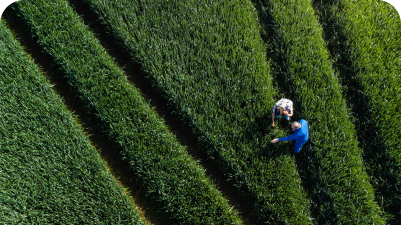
[10,0,243,224]
[252,0,386,223]
[0,19,145,224]
[312,0,401,223]
[82,0,314,223]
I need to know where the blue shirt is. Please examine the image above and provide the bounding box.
[279,119,309,153]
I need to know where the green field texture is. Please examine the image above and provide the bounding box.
[3,0,400,223]
[82,0,313,223]
[0,20,145,224]
[312,0,401,223]
[253,0,386,223]
[10,0,243,224]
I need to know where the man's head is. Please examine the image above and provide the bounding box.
[275,106,284,117]
[291,121,301,132]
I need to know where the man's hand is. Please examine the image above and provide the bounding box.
[272,122,275,127]
[283,110,293,117]
[271,138,279,144]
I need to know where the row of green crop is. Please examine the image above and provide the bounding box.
[252,0,386,224]
[312,0,401,223]
[10,0,242,224]
[0,19,145,224]
[82,0,313,223]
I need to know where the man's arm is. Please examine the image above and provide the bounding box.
[271,112,275,126]
[271,132,299,144]
[283,111,293,117]
[279,132,300,142]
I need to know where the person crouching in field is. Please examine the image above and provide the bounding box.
[271,120,309,153]
[271,98,293,127]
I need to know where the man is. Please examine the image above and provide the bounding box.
[271,98,293,127]
[271,119,309,153]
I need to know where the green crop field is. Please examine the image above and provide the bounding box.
[1,0,400,224]
[5,0,242,224]
[0,19,145,224]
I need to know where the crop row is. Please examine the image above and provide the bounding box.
[252,0,386,224]
[312,0,401,223]
[82,0,314,223]
[10,0,242,224]
[0,19,145,224]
